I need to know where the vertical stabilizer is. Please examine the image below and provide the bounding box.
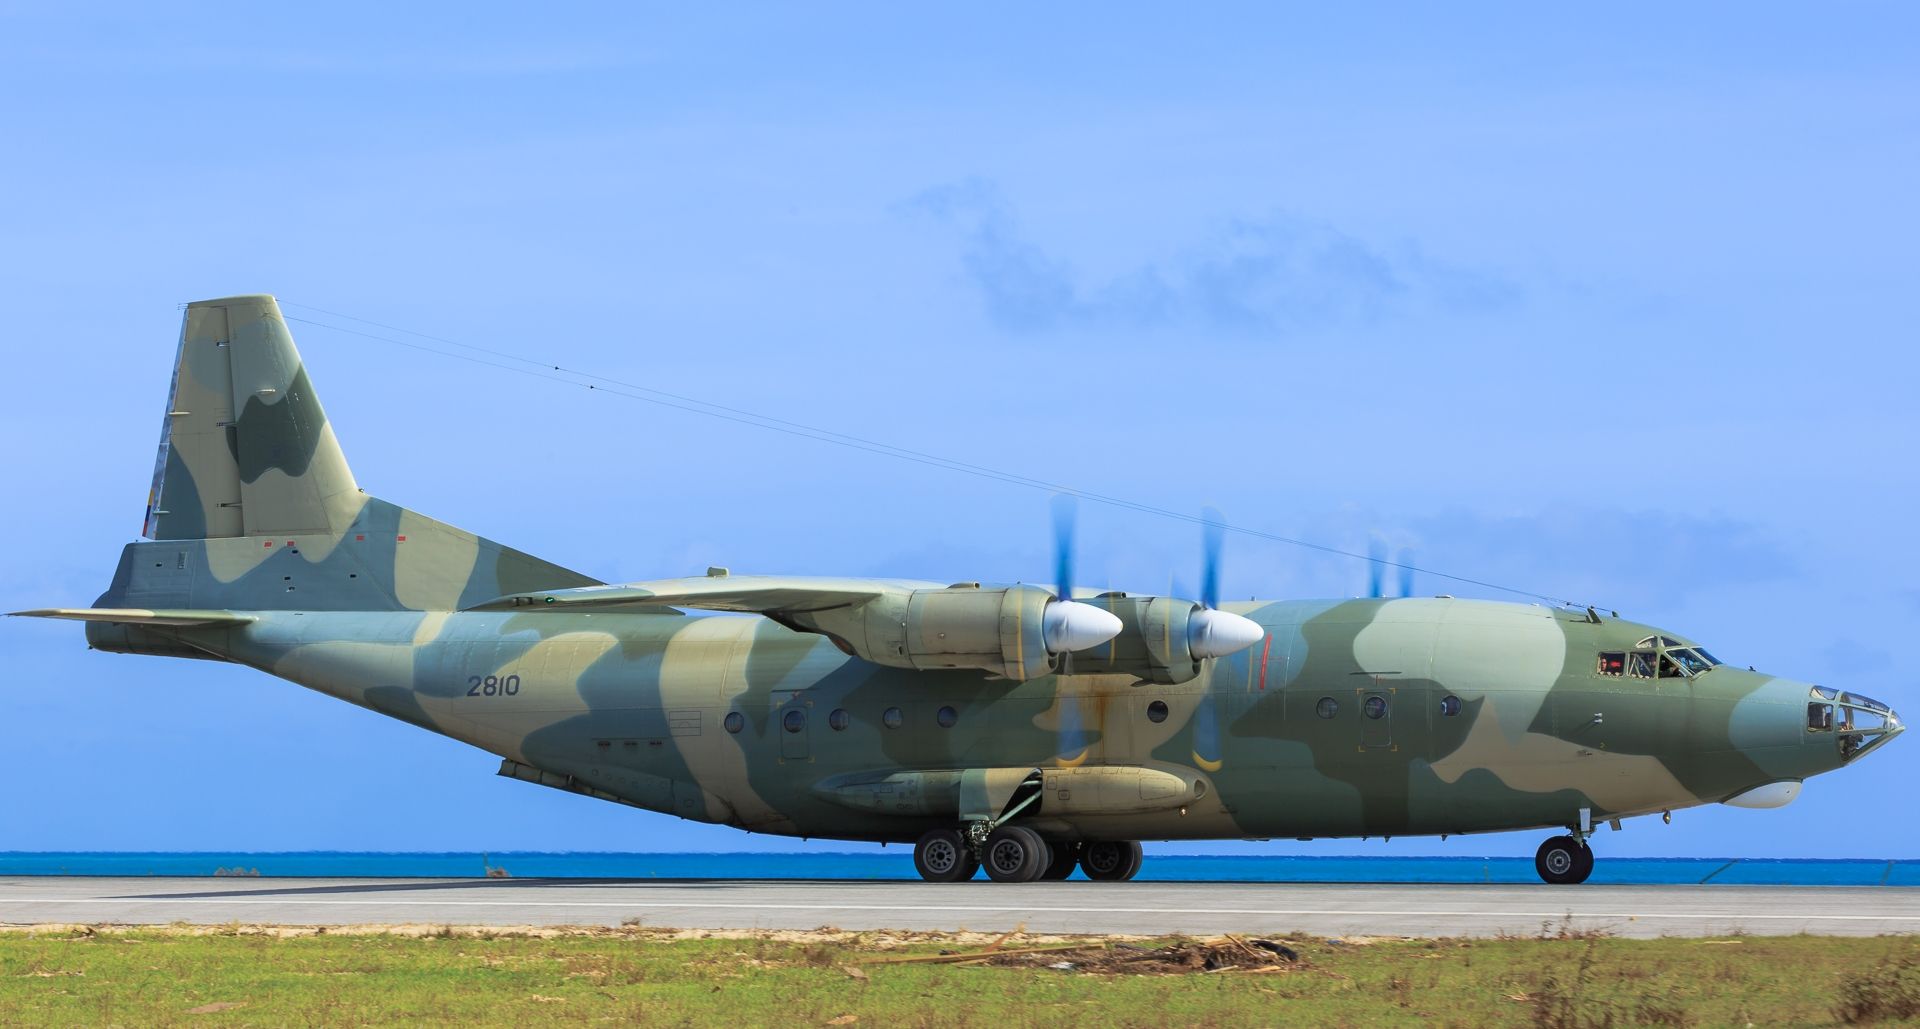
[145,295,362,540]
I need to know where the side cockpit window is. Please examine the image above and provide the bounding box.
[1671,649,1716,675]
[1597,652,1626,677]
[1627,651,1657,678]
[1809,702,1835,731]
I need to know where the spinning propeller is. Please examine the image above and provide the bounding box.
[1367,536,1416,599]
[1040,496,1123,655]
[1042,498,1262,665]
[1185,507,1264,658]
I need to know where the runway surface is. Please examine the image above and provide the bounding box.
[4,877,1918,938]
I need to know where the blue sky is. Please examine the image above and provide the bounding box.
[2,4,1916,857]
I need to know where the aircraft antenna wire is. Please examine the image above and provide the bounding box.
[281,302,1590,610]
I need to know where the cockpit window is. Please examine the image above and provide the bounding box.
[1627,651,1657,678]
[1597,652,1626,677]
[1670,649,1716,675]
[1809,702,1834,731]
[1625,637,1723,677]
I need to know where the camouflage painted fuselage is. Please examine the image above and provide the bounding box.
[84,533,1855,845]
[30,295,1896,849]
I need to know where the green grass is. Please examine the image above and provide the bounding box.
[2,925,1918,1026]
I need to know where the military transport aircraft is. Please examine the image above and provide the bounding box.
[15,296,1903,884]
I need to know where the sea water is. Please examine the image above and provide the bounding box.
[1,852,1914,885]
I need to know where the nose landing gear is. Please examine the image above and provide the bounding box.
[1535,834,1594,884]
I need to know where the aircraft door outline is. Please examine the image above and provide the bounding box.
[777,690,812,763]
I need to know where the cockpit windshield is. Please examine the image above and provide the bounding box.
[1598,637,1725,680]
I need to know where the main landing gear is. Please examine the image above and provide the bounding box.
[1535,834,1595,885]
[912,827,1143,883]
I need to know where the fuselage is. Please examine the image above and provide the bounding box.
[189,594,1866,844]
[34,293,1901,885]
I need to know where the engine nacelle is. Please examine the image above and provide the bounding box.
[1063,593,1203,683]
[794,583,1078,681]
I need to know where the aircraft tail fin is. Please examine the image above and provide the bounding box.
[146,295,361,541]
[84,295,600,626]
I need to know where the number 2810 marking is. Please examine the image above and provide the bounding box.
[467,674,522,697]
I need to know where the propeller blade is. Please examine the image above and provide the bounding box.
[1397,548,1415,599]
[1051,494,1077,599]
[1200,506,1224,610]
[1367,537,1386,598]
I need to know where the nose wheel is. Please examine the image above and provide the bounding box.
[1534,834,1594,884]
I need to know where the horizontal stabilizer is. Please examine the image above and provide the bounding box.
[9,608,255,628]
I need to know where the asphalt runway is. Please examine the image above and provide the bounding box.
[4,878,1918,938]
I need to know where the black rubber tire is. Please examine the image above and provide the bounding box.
[1571,840,1595,884]
[1079,840,1144,882]
[982,825,1050,883]
[913,828,978,883]
[1535,835,1590,885]
[1040,841,1081,880]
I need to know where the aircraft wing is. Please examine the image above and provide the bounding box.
[466,575,948,616]
[9,608,255,628]
[469,573,1135,682]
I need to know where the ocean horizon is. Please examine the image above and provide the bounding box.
[1,852,1913,886]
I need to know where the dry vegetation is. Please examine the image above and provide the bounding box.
[0,922,1917,1026]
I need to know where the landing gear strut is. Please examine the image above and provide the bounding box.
[1534,834,1594,885]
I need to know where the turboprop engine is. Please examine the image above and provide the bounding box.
[786,582,1125,681]
[1060,592,1266,684]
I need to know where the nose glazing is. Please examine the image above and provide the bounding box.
[1809,687,1903,763]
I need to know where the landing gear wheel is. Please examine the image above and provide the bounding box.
[1040,841,1081,880]
[913,828,978,883]
[982,825,1051,883]
[1079,840,1144,882]
[1535,835,1593,885]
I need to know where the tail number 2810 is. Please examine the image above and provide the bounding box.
[467,674,522,697]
